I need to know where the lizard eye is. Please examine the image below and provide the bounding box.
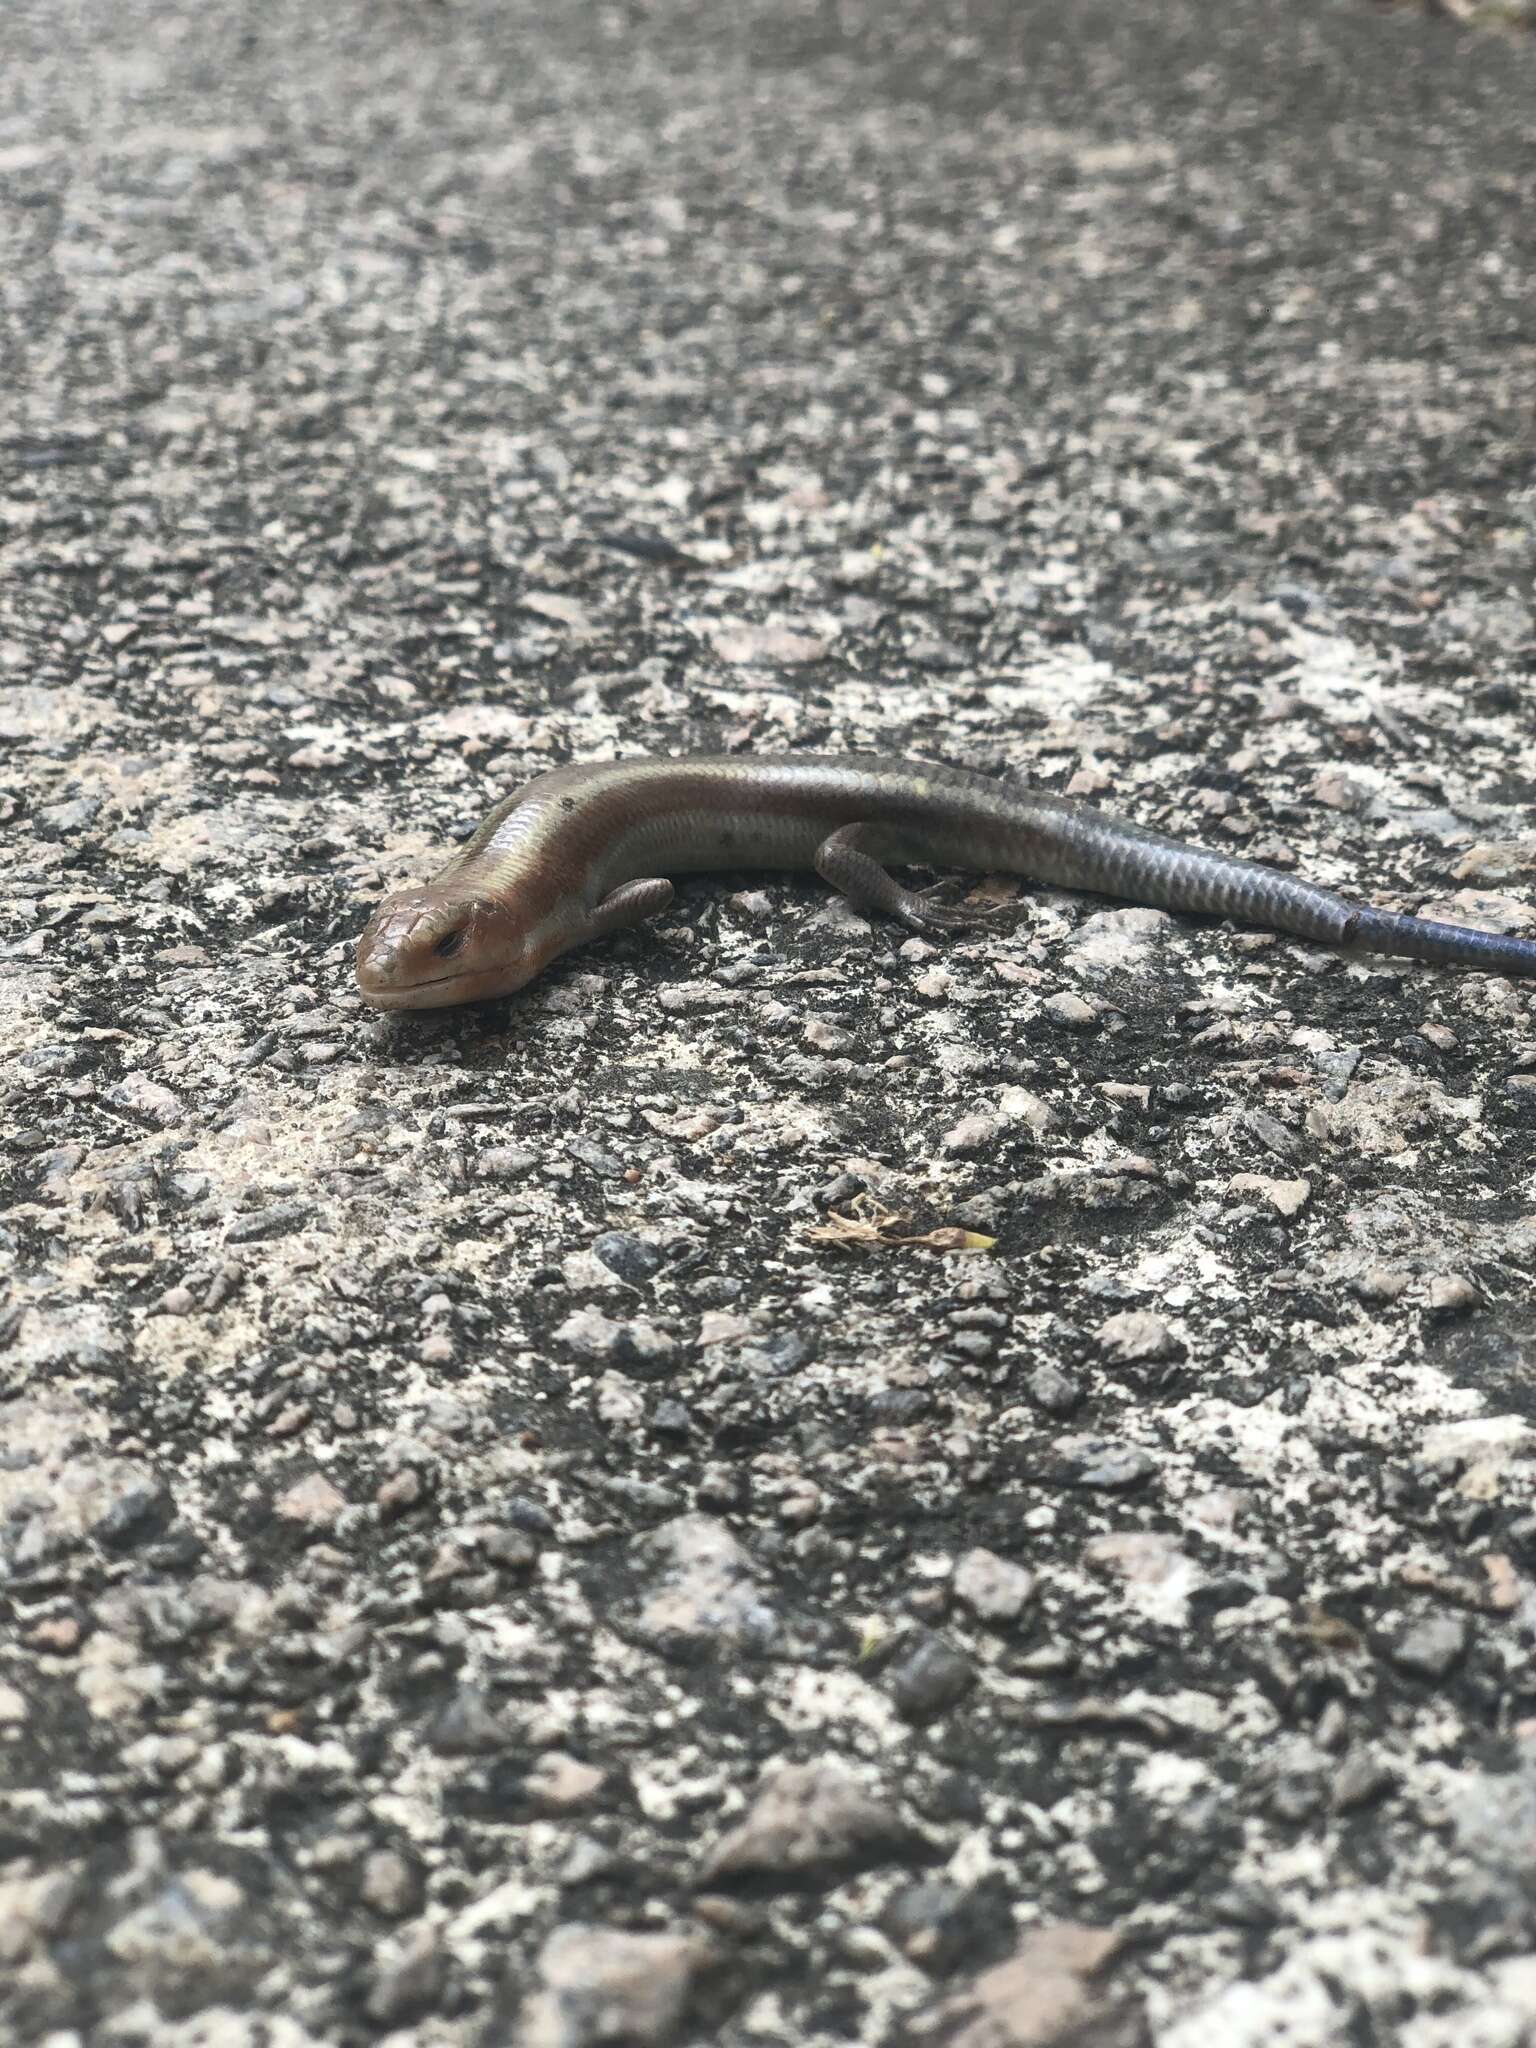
[434,927,466,959]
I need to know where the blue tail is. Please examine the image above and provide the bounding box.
[1344,908,1536,976]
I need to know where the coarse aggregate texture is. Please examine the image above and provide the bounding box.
[4,0,1536,2043]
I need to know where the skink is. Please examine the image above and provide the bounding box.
[353,752,1536,1009]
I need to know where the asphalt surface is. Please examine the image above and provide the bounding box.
[5,2,1536,2044]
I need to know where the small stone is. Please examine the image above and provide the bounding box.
[479,1146,538,1178]
[505,1496,556,1536]
[523,590,596,632]
[1227,1174,1311,1218]
[107,1075,184,1127]
[482,1528,537,1570]
[556,1307,677,1373]
[427,1687,511,1756]
[1384,1609,1470,1679]
[630,1514,777,1659]
[592,1231,664,1283]
[92,1482,174,1552]
[921,1921,1143,2047]
[804,1017,857,1055]
[519,1922,716,2046]
[1243,1108,1305,1163]
[1027,1363,1082,1416]
[711,622,829,666]
[1095,1311,1178,1364]
[376,1469,425,1517]
[1041,993,1099,1031]
[37,795,103,835]
[1083,1532,1201,1625]
[360,1849,421,1919]
[943,1113,1005,1155]
[1355,1265,1413,1304]
[1331,1749,1395,1812]
[888,1633,975,1723]
[594,1373,646,1428]
[226,1201,312,1245]
[883,1880,985,1971]
[870,1387,933,1426]
[998,1087,1059,1132]
[1053,1437,1156,1491]
[952,1548,1035,1624]
[274,1472,347,1526]
[1426,1273,1478,1315]
[776,1482,822,1528]
[366,1921,444,2024]
[699,1761,914,1885]
[568,1136,626,1177]
[524,1751,608,1812]
[1267,1750,1325,1824]
[696,1463,749,1512]
[649,1398,693,1440]
[25,1614,82,1653]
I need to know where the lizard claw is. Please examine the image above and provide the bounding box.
[899,893,1008,937]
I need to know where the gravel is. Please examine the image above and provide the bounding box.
[4,0,1536,2042]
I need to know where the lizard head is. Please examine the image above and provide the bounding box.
[354,885,546,1009]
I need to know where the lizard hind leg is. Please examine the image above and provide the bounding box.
[813,824,997,938]
[586,877,675,941]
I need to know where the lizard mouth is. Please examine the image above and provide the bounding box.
[355,958,519,1011]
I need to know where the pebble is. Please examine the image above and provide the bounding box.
[888,1633,976,1722]
[592,1230,665,1283]
[699,1761,914,1884]
[695,1463,750,1512]
[568,1136,626,1176]
[629,1513,778,1658]
[427,1687,513,1756]
[943,1113,1006,1155]
[1027,1363,1083,1415]
[1052,1438,1156,1491]
[519,1922,716,2047]
[869,1387,933,1425]
[882,1880,988,1971]
[1228,1173,1311,1218]
[360,1848,421,1919]
[555,1307,677,1373]
[106,1074,185,1127]
[92,1482,173,1552]
[523,1751,609,1812]
[1332,1748,1395,1812]
[1384,1609,1470,1679]
[1095,1310,1178,1364]
[273,1472,347,1527]
[1041,992,1099,1031]
[1244,1108,1305,1162]
[376,1469,425,1517]
[1426,1273,1478,1315]
[649,1397,693,1439]
[919,1921,1142,2048]
[478,1145,539,1178]
[226,1201,313,1245]
[953,1547,1036,1624]
[1355,1265,1413,1304]
[366,1922,444,2024]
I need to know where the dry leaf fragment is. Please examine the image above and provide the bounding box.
[803,1194,996,1254]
